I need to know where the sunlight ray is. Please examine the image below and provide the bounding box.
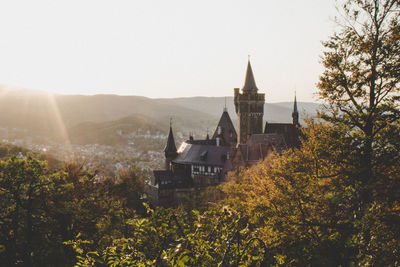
[44,93,73,159]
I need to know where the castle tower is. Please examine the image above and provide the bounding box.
[234,60,265,144]
[292,93,299,125]
[164,123,178,170]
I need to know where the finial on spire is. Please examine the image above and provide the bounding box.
[248,54,251,61]
[223,97,227,112]
[169,117,172,128]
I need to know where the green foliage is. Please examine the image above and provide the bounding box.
[0,142,63,170]
[0,156,52,266]
[71,206,270,266]
[0,156,146,266]
[113,166,146,212]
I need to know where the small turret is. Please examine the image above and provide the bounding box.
[292,93,299,125]
[164,120,178,169]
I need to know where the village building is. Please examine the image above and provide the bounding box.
[147,60,302,206]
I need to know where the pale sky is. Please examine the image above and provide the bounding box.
[0,0,337,102]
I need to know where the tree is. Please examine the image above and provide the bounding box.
[318,0,400,263]
[318,0,400,197]
[70,206,270,266]
[221,1,400,265]
[0,157,137,266]
[0,156,52,266]
[112,166,145,213]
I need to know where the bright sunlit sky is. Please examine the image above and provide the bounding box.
[0,0,337,102]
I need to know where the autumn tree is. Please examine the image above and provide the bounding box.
[319,0,400,196]
[318,0,400,262]
[221,0,400,265]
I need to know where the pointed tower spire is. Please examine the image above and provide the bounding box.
[242,59,258,92]
[292,92,299,125]
[164,119,177,154]
[164,119,178,170]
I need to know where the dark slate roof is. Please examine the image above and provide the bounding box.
[164,126,177,153]
[173,142,232,167]
[264,123,302,148]
[247,133,287,151]
[186,139,216,145]
[236,143,272,163]
[232,133,286,164]
[242,60,258,92]
[212,110,237,146]
[232,133,287,165]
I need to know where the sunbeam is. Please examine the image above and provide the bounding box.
[44,93,73,159]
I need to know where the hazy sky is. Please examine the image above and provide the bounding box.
[0,0,337,102]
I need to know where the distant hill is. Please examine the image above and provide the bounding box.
[155,96,320,123]
[0,85,321,144]
[68,115,165,145]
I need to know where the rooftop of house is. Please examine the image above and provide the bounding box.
[173,142,231,167]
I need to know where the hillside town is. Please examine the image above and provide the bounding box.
[0,126,185,175]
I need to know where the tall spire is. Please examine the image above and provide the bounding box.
[292,92,299,125]
[242,59,258,92]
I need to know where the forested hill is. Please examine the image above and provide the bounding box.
[0,86,320,143]
[154,96,319,124]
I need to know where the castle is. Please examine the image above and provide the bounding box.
[147,60,301,206]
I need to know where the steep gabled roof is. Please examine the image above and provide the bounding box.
[242,60,258,92]
[212,110,237,146]
[264,123,302,148]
